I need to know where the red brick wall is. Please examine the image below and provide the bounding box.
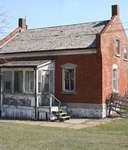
[101,16,128,103]
[55,16,128,105]
[55,54,102,104]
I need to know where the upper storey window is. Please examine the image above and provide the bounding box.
[115,39,121,56]
[124,48,128,60]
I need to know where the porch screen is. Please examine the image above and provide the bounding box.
[25,71,34,93]
[3,71,12,93]
[14,71,23,93]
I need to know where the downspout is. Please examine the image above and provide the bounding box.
[34,67,38,120]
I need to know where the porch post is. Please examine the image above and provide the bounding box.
[34,67,38,120]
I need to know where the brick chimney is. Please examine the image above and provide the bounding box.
[18,18,27,29]
[112,5,119,17]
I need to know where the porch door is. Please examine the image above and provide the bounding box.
[41,70,54,105]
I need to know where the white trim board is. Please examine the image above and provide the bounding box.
[0,48,96,59]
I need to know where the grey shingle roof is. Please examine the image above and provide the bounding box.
[0,20,109,54]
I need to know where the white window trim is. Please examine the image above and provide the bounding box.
[61,63,77,94]
[112,64,119,93]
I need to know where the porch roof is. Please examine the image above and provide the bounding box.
[0,60,51,67]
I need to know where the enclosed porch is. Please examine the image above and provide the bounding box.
[0,60,59,120]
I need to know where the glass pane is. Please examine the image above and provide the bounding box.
[65,79,70,90]
[116,40,120,55]
[14,71,23,93]
[113,69,118,91]
[64,68,74,91]
[70,79,74,90]
[113,69,116,79]
[124,48,128,59]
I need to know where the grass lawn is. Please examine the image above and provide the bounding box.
[0,119,128,150]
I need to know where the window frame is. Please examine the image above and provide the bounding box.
[123,47,128,60]
[61,63,77,94]
[115,39,121,57]
[112,64,119,93]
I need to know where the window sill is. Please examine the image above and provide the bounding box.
[61,91,76,95]
[123,58,128,62]
[115,54,121,58]
[112,90,119,94]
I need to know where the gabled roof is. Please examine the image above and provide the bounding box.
[0,20,109,54]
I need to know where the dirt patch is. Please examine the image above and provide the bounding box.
[0,118,120,129]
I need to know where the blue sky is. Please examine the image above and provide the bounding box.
[0,0,128,37]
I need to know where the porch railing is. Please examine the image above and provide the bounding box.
[49,94,61,109]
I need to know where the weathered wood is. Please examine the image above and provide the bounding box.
[107,93,128,118]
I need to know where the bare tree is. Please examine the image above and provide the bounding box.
[0,7,8,38]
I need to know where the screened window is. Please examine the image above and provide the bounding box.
[62,64,76,93]
[115,39,120,56]
[38,70,42,93]
[3,71,12,93]
[25,71,34,93]
[42,71,50,93]
[124,48,128,60]
[112,66,118,93]
[14,71,23,93]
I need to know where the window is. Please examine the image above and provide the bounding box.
[124,48,128,60]
[14,71,23,93]
[112,65,118,93]
[62,64,76,93]
[3,71,12,93]
[25,71,34,93]
[115,39,120,56]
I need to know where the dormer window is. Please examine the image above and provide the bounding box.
[124,48,128,60]
[115,39,120,56]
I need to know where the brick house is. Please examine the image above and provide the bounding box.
[0,5,128,120]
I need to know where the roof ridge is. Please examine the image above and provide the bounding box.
[27,19,110,31]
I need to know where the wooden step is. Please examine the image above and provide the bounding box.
[59,112,67,116]
[53,112,67,117]
[59,115,71,121]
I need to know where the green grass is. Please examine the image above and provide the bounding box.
[0,119,128,150]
